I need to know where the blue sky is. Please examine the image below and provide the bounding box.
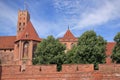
[0,0,120,41]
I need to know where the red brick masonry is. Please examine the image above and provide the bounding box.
[0,64,120,80]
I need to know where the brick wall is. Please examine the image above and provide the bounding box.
[0,52,13,64]
[99,64,120,80]
[62,64,94,72]
[0,64,120,80]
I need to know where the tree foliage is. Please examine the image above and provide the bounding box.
[66,30,107,69]
[33,36,66,71]
[33,31,107,70]
[111,32,120,63]
[64,46,78,64]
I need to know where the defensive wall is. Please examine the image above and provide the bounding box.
[0,64,120,80]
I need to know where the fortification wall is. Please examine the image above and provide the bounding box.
[0,64,120,80]
[0,52,13,65]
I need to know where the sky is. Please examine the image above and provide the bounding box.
[0,0,120,42]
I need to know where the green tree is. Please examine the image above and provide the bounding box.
[111,32,120,63]
[64,46,78,64]
[33,36,66,71]
[66,30,107,69]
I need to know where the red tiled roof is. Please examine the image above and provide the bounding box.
[63,29,76,39]
[106,42,116,56]
[16,21,42,41]
[0,36,16,49]
[59,29,78,42]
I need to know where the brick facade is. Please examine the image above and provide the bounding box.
[0,64,120,80]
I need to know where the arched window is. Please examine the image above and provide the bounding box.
[23,42,29,58]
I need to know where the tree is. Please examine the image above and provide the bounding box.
[33,36,66,71]
[66,30,107,69]
[64,46,78,64]
[111,32,120,63]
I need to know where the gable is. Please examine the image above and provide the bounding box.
[16,21,42,41]
[59,29,78,42]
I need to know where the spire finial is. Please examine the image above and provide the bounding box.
[68,25,69,30]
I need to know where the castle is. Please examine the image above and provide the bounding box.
[0,9,115,65]
[1,9,120,80]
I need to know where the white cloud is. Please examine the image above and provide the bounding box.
[54,0,120,37]
[73,0,120,30]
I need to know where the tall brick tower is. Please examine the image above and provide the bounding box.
[17,10,30,39]
[14,10,41,65]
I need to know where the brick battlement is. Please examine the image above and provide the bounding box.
[0,64,94,74]
[0,64,120,80]
[99,64,120,73]
[62,64,94,72]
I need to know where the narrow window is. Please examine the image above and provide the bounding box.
[19,22,21,26]
[23,42,29,58]
[39,67,42,71]
[25,33,29,38]
[19,28,21,31]
[23,22,25,26]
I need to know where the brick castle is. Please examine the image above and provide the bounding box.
[0,9,119,80]
[0,9,115,65]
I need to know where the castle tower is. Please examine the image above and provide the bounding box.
[17,10,30,39]
[14,10,41,65]
[59,28,78,52]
